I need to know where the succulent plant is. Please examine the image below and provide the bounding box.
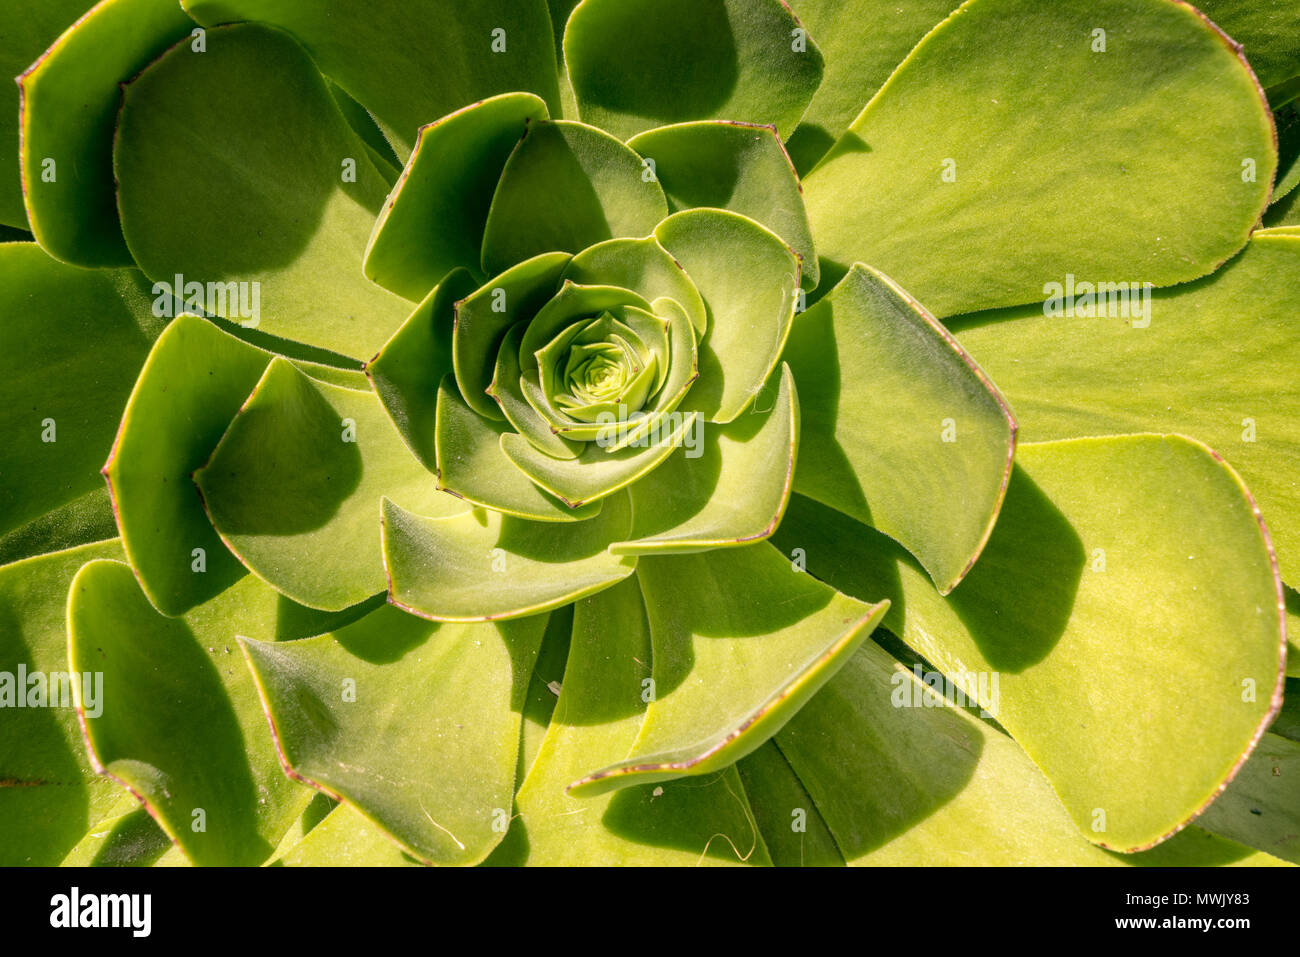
[2,0,1298,868]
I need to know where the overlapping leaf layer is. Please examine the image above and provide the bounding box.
[1,0,1296,866]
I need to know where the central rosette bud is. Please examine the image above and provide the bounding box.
[362,104,805,518]
[543,310,660,423]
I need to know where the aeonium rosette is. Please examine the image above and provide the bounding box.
[6,0,1292,869]
[351,95,821,622]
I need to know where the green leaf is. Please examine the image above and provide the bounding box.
[454,252,571,420]
[480,120,668,277]
[1197,728,1300,864]
[776,640,1286,865]
[487,577,772,866]
[1287,587,1300,678]
[0,486,117,568]
[773,433,1285,852]
[804,0,1276,316]
[194,359,462,611]
[569,541,888,795]
[0,541,128,866]
[735,742,844,866]
[517,605,573,781]
[433,374,599,521]
[1270,74,1300,110]
[18,0,193,266]
[105,315,269,616]
[501,412,699,507]
[181,0,563,159]
[326,80,402,179]
[0,0,87,228]
[366,269,480,472]
[654,209,799,423]
[784,0,961,174]
[67,560,355,866]
[1274,103,1300,202]
[950,232,1300,583]
[272,802,421,866]
[0,244,163,541]
[60,792,181,867]
[517,281,649,377]
[782,264,1017,594]
[1195,0,1300,88]
[242,604,546,865]
[627,121,818,287]
[114,23,411,359]
[490,323,582,460]
[611,364,799,554]
[381,494,635,622]
[564,0,824,141]
[363,93,550,301]
[561,236,708,335]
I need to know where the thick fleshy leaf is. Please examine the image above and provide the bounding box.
[0,244,163,541]
[487,578,772,866]
[194,359,461,611]
[480,120,668,277]
[1271,75,1300,110]
[611,364,799,553]
[784,0,960,173]
[326,80,401,179]
[454,252,570,420]
[242,604,546,865]
[59,792,183,867]
[366,269,480,472]
[501,413,698,507]
[490,323,581,460]
[0,541,127,866]
[104,314,269,616]
[561,236,707,335]
[735,742,844,866]
[1198,720,1300,864]
[273,802,421,866]
[950,232,1300,583]
[517,281,649,376]
[67,560,364,865]
[1196,0,1300,88]
[1287,588,1300,678]
[516,605,573,783]
[804,0,1275,316]
[181,0,563,159]
[0,487,117,568]
[18,0,193,266]
[382,494,635,622]
[654,209,799,423]
[775,641,1286,865]
[783,264,1017,594]
[1275,103,1300,203]
[627,121,818,287]
[547,0,581,116]
[0,0,87,228]
[774,433,1285,852]
[433,375,599,522]
[564,0,823,141]
[114,23,411,359]
[363,93,550,300]
[569,542,888,795]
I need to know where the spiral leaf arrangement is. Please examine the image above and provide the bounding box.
[1,0,1298,867]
